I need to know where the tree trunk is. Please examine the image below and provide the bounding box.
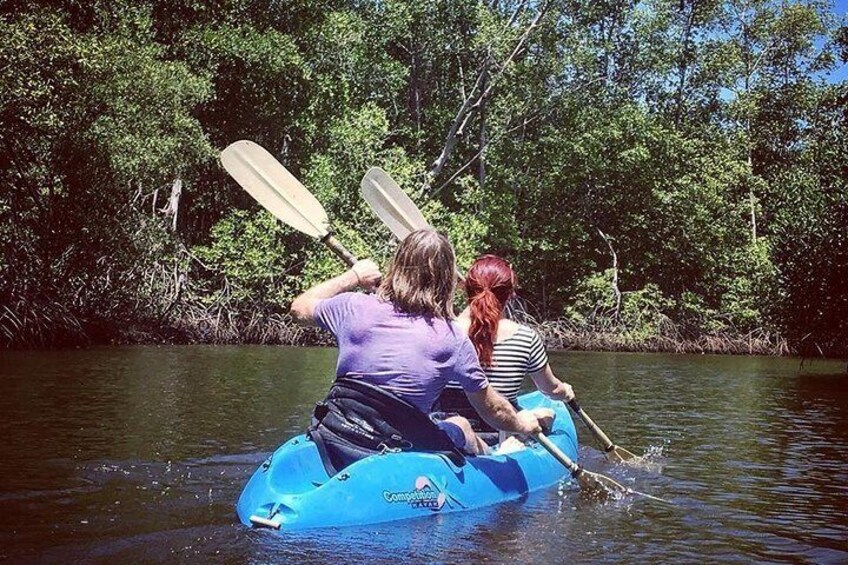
[479,67,488,192]
[598,228,622,319]
[160,179,183,232]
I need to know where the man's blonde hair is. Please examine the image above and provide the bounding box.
[378,229,456,319]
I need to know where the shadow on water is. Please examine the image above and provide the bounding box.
[1,347,846,563]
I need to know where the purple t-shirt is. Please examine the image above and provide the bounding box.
[314,293,489,412]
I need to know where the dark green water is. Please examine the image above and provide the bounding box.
[1,346,846,563]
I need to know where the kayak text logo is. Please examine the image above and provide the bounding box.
[382,476,447,511]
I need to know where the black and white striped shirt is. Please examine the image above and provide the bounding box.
[445,325,548,401]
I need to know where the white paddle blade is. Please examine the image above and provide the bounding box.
[221,140,330,239]
[360,167,430,241]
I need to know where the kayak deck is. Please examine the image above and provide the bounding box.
[236,391,578,530]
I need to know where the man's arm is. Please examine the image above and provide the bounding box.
[289,259,381,326]
[465,387,542,435]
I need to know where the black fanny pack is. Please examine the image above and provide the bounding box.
[307,377,466,476]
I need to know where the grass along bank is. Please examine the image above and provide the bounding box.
[1,298,789,356]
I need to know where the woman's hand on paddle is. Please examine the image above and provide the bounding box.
[548,381,575,402]
[350,259,381,291]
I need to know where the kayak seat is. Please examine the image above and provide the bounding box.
[308,377,467,476]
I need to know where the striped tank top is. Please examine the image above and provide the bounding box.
[443,324,548,401]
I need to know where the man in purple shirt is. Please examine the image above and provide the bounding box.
[291,229,545,455]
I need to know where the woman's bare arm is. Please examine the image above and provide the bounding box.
[529,364,575,401]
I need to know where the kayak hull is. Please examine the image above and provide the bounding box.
[236,391,578,531]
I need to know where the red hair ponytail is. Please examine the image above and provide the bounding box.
[465,255,516,366]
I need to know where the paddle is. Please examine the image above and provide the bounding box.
[220,140,358,267]
[360,167,431,241]
[359,167,642,463]
[360,167,465,282]
[534,433,628,500]
[535,433,667,502]
[567,399,640,464]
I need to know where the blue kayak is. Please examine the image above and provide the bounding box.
[237,391,578,531]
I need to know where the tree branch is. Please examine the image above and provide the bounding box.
[431,112,543,197]
[597,228,622,319]
[432,74,605,197]
[427,1,551,187]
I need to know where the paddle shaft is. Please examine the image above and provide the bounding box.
[321,234,358,267]
[534,432,581,478]
[566,399,616,453]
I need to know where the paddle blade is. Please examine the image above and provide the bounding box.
[607,444,640,464]
[221,140,330,239]
[577,469,630,500]
[578,469,670,503]
[360,167,430,241]
[536,432,666,503]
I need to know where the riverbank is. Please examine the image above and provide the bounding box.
[534,320,790,356]
[0,301,794,356]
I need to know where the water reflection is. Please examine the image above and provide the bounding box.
[0,347,846,562]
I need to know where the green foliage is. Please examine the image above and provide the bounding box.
[717,239,778,332]
[178,22,308,146]
[83,16,214,182]
[767,83,848,353]
[434,178,488,273]
[1,0,845,354]
[192,210,297,303]
[564,271,674,341]
[0,4,213,344]
[297,102,407,290]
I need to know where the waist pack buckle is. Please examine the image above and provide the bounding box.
[377,442,402,455]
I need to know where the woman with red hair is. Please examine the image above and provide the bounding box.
[437,255,574,433]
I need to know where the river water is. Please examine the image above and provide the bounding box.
[0,346,846,563]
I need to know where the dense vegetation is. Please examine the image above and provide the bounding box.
[1,0,846,355]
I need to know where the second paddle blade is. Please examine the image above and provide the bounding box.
[608,444,640,463]
[360,167,430,241]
